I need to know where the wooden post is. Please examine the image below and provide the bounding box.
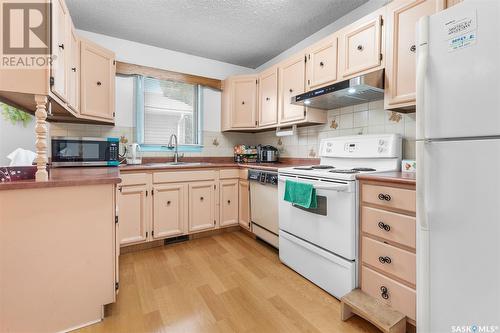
[34,95,48,181]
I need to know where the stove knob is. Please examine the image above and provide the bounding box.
[327,142,333,147]
[270,176,278,185]
[379,139,386,146]
[326,148,332,153]
[378,146,384,153]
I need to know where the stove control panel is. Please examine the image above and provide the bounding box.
[319,134,402,159]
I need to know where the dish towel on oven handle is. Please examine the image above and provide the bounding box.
[283,180,318,209]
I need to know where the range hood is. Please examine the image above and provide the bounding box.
[291,69,384,110]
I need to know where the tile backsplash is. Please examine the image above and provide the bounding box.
[255,100,416,160]
[49,99,416,160]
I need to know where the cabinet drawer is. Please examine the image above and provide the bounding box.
[362,184,416,213]
[362,206,416,248]
[362,236,416,285]
[220,169,240,180]
[120,173,149,186]
[361,266,416,321]
[154,170,218,184]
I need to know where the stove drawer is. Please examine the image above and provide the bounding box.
[361,206,416,249]
[361,184,416,213]
[361,265,416,321]
[362,236,416,285]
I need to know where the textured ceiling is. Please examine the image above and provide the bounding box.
[65,0,369,68]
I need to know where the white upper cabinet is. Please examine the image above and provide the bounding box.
[338,9,385,79]
[306,34,339,90]
[258,67,279,127]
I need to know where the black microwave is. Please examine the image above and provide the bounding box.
[51,137,120,167]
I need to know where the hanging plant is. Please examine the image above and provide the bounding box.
[1,102,32,127]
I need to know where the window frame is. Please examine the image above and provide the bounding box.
[135,75,203,153]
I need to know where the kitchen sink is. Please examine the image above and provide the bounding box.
[143,162,206,167]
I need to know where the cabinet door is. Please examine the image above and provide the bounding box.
[153,184,187,239]
[239,180,251,230]
[232,76,257,128]
[51,0,68,102]
[307,35,338,90]
[385,0,444,109]
[117,185,149,246]
[67,22,80,113]
[339,13,383,78]
[189,181,216,232]
[445,0,462,7]
[279,54,306,123]
[258,67,279,127]
[80,39,116,121]
[220,179,239,227]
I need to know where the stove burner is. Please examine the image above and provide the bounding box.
[329,169,359,174]
[294,167,314,170]
[311,165,335,170]
[352,167,376,172]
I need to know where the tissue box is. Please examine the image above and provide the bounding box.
[402,160,416,173]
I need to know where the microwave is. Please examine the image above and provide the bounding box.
[51,137,120,167]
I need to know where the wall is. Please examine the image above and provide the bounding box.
[254,100,416,160]
[77,30,254,80]
[0,114,36,165]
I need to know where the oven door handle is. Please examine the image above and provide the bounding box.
[278,178,349,192]
[313,184,349,192]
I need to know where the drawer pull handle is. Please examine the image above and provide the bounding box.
[241,101,245,105]
[319,61,325,67]
[227,200,231,204]
[200,197,204,201]
[97,81,102,86]
[378,193,392,201]
[378,256,392,264]
[378,221,391,232]
[380,286,389,299]
[167,201,171,205]
[410,44,416,53]
[357,44,364,51]
[58,43,64,50]
[266,97,270,101]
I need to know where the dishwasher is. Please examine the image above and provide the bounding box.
[248,169,279,248]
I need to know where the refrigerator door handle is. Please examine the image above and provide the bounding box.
[416,16,429,141]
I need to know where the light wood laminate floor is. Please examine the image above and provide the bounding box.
[77,231,378,333]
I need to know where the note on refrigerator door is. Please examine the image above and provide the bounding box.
[442,9,477,52]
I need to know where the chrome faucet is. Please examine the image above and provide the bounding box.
[168,134,180,163]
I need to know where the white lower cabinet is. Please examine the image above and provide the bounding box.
[188,181,217,232]
[153,183,188,238]
[117,170,246,247]
[117,183,149,246]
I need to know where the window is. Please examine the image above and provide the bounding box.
[136,76,202,152]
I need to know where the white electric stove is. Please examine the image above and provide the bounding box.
[278,134,402,299]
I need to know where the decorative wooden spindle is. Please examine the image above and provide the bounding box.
[34,95,48,181]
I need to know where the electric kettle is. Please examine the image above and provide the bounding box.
[126,143,142,165]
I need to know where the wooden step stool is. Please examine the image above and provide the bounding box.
[341,289,407,333]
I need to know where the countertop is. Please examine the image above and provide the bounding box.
[356,172,416,186]
[0,167,122,191]
[0,157,318,190]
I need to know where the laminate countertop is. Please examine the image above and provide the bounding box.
[356,172,416,186]
[0,158,318,190]
[0,167,122,191]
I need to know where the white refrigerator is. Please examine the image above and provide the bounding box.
[416,1,500,332]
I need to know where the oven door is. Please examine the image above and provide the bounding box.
[278,173,357,261]
[51,137,119,167]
